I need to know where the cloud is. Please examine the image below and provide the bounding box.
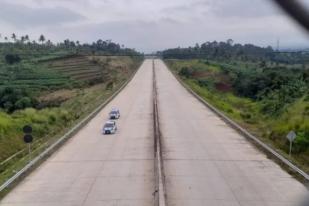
[0,2,85,28]
[208,0,281,18]
[0,0,308,52]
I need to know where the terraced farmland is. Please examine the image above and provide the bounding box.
[0,65,72,91]
[43,56,105,83]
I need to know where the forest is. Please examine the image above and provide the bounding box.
[160,39,309,65]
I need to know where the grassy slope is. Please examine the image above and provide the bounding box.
[166,59,309,173]
[0,56,142,185]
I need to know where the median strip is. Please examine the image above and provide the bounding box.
[153,59,167,206]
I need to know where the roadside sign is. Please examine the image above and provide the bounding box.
[23,134,33,143]
[22,125,33,162]
[286,131,297,156]
[23,125,32,134]
[286,131,296,142]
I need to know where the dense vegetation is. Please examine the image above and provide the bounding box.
[163,40,309,172]
[160,39,309,65]
[0,34,143,185]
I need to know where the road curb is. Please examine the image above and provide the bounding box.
[0,61,142,196]
[163,61,309,184]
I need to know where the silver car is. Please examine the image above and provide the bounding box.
[109,108,120,119]
[103,120,117,134]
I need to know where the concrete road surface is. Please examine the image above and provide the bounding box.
[0,60,155,206]
[154,59,308,206]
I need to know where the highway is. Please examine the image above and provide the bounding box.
[0,59,308,206]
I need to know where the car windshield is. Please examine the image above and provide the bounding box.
[110,111,118,114]
[104,123,114,128]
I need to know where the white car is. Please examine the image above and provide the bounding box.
[109,108,120,119]
[103,120,117,134]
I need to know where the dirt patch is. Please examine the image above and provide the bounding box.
[38,89,77,107]
[215,82,232,92]
[192,70,212,78]
[214,73,233,92]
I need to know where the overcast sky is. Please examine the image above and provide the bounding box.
[0,0,308,52]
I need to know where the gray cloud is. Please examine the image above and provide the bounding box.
[208,0,281,18]
[0,0,308,52]
[0,2,85,28]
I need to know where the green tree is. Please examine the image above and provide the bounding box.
[21,36,26,43]
[5,54,21,64]
[14,97,32,110]
[25,35,29,42]
[39,34,45,44]
[11,33,16,42]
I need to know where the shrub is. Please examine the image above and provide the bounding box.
[178,67,193,78]
[0,88,36,112]
[5,54,21,64]
[240,112,251,120]
[293,132,309,153]
[304,93,309,102]
[105,81,114,90]
[14,97,32,110]
[197,79,213,89]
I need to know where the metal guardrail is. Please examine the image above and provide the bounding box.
[0,134,54,166]
[0,64,141,194]
[164,61,309,183]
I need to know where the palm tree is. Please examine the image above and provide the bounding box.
[21,36,26,43]
[39,34,45,44]
[25,35,29,42]
[64,39,70,48]
[11,33,16,42]
[46,40,52,47]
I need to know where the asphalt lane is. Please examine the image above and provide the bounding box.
[0,60,155,206]
[154,59,308,206]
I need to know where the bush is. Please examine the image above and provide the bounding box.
[240,112,251,119]
[105,81,114,90]
[0,87,36,112]
[14,97,32,109]
[178,67,193,78]
[293,132,309,153]
[198,79,213,89]
[0,87,37,113]
[304,93,309,101]
[5,54,21,64]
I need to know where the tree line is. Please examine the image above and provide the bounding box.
[159,39,309,64]
[0,33,140,56]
